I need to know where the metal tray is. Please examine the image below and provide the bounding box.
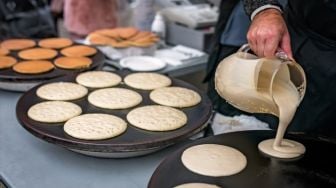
[16,71,213,158]
[149,130,336,188]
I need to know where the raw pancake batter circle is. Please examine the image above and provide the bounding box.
[126,105,187,131]
[150,87,201,108]
[258,138,306,159]
[37,82,88,101]
[64,113,127,140]
[76,71,121,88]
[88,88,142,109]
[28,101,82,123]
[181,144,247,177]
[124,72,171,90]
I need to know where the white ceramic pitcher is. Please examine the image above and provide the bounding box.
[215,44,306,116]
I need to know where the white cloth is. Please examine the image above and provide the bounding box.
[211,113,270,135]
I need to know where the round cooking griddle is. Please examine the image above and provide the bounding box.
[0,42,104,91]
[149,130,336,188]
[16,71,213,158]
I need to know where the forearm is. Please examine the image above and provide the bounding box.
[243,0,282,19]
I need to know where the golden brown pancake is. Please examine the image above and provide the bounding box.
[129,31,152,41]
[13,60,54,74]
[38,38,73,49]
[60,45,97,57]
[54,57,92,69]
[18,48,58,60]
[0,39,36,50]
[87,33,116,45]
[0,48,9,56]
[128,32,158,47]
[117,27,139,39]
[128,41,154,48]
[109,40,130,48]
[0,56,17,69]
[94,29,120,39]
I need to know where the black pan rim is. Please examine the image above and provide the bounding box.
[148,130,336,188]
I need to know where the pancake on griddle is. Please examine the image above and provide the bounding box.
[61,45,97,57]
[0,39,36,50]
[54,57,92,69]
[0,56,17,69]
[38,38,73,49]
[13,60,54,74]
[18,48,58,60]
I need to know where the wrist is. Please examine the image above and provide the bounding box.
[251,5,282,20]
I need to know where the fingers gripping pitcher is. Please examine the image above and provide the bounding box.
[215,44,306,159]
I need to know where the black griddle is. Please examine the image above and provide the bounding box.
[148,130,336,188]
[16,71,213,154]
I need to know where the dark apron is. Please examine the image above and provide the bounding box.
[0,0,56,40]
[205,0,243,117]
[285,0,336,137]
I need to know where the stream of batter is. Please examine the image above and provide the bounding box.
[258,68,305,158]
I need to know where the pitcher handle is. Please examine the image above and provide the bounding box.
[238,44,292,62]
[238,44,251,53]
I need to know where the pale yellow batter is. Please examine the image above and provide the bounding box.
[258,66,305,158]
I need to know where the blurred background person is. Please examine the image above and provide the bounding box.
[0,0,57,40]
[51,0,121,39]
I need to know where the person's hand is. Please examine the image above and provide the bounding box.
[247,9,293,59]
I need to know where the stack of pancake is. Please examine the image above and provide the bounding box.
[87,27,159,48]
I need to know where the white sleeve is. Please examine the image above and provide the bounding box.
[250,4,282,20]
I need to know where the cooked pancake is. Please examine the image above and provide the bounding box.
[18,48,58,60]
[76,71,121,88]
[0,48,9,56]
[38,38,73,49]
[109,40,130,48]
[0,39,36,50]
[131,35,154,43]
[129,31,152,41]
[64,113,127,140]
[28,101,82,123]
[13,60,54,74]
[124,72,171,90]
[0,56,17,69]
[94,29,120,39]
[117,27,138,39]
[37,82,88,101]
[126,105,187,131]
[87,33,116,45]
[128,41,155,48]
[54,57,92,69]
[60,45,97,57]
